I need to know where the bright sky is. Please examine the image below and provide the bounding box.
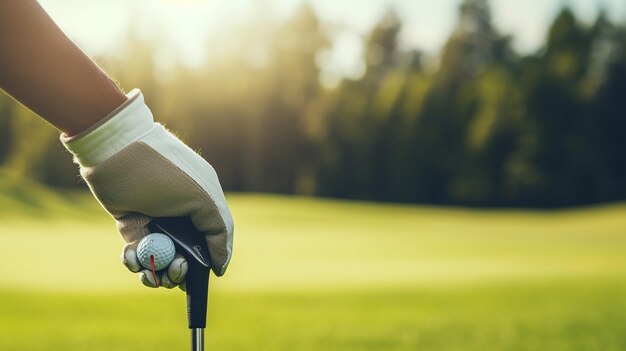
[39,0,626,78]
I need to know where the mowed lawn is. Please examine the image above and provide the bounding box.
[0,184,625,350]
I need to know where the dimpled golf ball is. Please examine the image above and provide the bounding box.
[137,233,176,271]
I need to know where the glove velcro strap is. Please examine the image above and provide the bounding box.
[61,88,155,167]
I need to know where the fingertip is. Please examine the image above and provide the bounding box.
[167,254,188,284]
[160,272,177,289]
[122,246,142,273]
[212,259,228,277]
[140,270,159,288]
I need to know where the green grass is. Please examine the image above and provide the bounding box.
[0,184,625,350]
[1,281,625,350]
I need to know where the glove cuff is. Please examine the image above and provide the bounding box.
[61,89,155,167]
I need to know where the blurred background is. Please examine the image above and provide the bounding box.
[2,0,626,207]
[0,0,625,350]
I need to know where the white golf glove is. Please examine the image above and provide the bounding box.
[61,89,234,288]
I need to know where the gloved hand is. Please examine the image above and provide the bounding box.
[61,89,234,288]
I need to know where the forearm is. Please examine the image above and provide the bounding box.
[0,0,126,136]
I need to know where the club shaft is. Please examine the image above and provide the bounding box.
[191,328,204,351]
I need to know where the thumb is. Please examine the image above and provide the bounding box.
[189,208,232,277]
[205,232,231,276]
[121,245,141,273]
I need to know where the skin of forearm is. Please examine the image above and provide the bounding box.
[0,0,127,136]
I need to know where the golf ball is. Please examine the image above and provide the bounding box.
[137,233,176,271]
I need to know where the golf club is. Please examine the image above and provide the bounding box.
[149,217,211,351]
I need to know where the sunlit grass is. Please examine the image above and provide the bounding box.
[1,193,624,292]
[1,280,625,350]
[0,184,625,350]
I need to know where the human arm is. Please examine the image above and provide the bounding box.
[0,0,126,136]
[0,0,234,287]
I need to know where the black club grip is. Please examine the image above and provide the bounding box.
[149,217,211,329]
[186,257,210,328]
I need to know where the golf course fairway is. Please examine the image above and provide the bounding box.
[0,188,625,350]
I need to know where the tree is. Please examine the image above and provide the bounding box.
[412,0,514,205]
[255,3,329,193]
[316,9,407,200]
[516,8,595,206]
[589,22,626,202]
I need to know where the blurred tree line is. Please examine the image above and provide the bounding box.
[0,0,625,207]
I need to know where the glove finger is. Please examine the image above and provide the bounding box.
[167,253,188,284]
[116,214,152,246]
[121,245,142,273]
[205,232,231,276]
[160,271,178,289]
[188,198,233,277]
[140,269,160,288]
[119,215,152,274]
[179,281,186,292]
